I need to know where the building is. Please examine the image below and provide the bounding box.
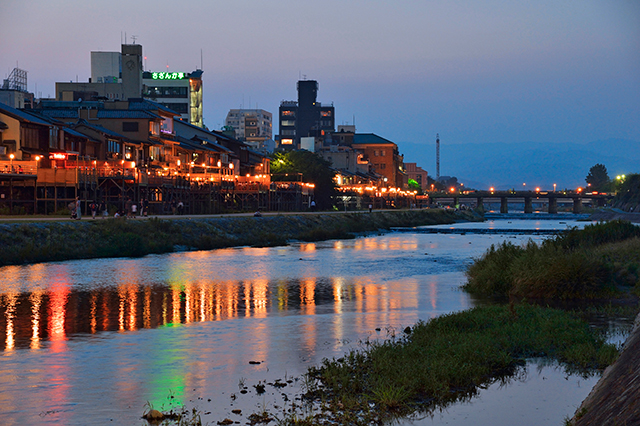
[1,68,34,109]
[142,70,203,127]
[404,163,429,192]
[351,133,407,189]
[277,80,334,149]
[224,109,272,150]
[55,44,204,127]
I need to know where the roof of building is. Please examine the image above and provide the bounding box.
[38,109,163,120]
[0,102,53,126]
[127,98,179,116]
[352,133,397,145]
[73,120,129,140]
[63,127,92,139]
[188,135,233,153]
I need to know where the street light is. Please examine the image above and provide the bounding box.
[553,183,556,193]
[9,153,14,172]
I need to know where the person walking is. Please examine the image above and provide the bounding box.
[99,200,108,219]
[90,201,97,219]
[125,197,132,218]
[75,197,82,220]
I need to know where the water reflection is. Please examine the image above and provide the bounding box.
[0,274,424,351]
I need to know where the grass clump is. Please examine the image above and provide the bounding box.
[465,220,640,299]
[294,304,617,425]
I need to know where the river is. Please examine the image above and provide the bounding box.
[0,216,626,425]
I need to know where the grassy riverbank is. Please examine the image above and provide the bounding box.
[278,304,617,425]
[0,209,479,267]
[464,220,640,300]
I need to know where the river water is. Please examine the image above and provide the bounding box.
[0,216,624,425]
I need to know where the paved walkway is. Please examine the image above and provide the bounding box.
[0,209,393,222]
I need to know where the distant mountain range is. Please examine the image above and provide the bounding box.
[399,139,639,190]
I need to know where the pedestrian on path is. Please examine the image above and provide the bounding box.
[75,197,82,220]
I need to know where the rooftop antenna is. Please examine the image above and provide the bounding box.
[200,49,203,70]
[131,35,138,44]
[436,133,440,179]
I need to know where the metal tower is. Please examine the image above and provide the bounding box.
[436,133,440,179]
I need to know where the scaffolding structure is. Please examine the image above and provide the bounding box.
[2,67,28,92]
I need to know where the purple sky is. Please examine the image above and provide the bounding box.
[1,0,638,187]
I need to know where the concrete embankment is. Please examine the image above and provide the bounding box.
[570,312,640,426]
[0,209,480,267]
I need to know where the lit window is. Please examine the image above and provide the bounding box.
[281,139,293,145]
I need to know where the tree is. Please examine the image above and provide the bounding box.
[270,151,337,209]
[586,164,611,192]
[407,179,423,194]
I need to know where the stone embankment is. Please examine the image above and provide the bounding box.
[589,209,640,223]
[0,209,480,267]
[570,312,640,426]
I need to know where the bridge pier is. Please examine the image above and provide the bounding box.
[500,197,508,213]
[524,197,533,214]
[452,196,459,208]
[476,196,483,212]
[573,197,582,214]
[548,197,558,214]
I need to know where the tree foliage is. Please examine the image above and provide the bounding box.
[270,150,337,209]
[407,179,423,194]
[586,164,611,192]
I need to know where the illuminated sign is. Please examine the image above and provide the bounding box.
[281,139,293,145]
[49,153,67,160]
[151,72,186,80]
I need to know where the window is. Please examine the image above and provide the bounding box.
[149,121,160,135]
[381,150,386,156]
[161,117,173,134]
[321,110,332,117]
[163,103,188,114]
[123,122,139,132]
[374,150,379,157]
[107,139,121,154]
[282,110,295,116]
[281,139,293,145]
[281,120,295,126]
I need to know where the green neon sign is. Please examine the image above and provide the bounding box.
[152,72,186,80]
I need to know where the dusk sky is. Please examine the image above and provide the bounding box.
[1,0,638,188]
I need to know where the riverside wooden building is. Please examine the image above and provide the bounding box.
[0,99,314,215]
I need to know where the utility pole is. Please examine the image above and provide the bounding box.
[436,133,440,180]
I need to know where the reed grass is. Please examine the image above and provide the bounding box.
[464,221,640,299]
[286,304,617,425]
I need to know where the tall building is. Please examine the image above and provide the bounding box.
[55,44,204,127]
[277,80,334,149]
[224,109,272,150]
[142,70,203,127]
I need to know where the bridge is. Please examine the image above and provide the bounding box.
[430,190,613,214]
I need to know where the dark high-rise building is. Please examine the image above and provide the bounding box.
[277,80,334,149]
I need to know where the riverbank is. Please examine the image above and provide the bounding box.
[589,208,640,223]
[0,209,480,267]
[568,311,640,425]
